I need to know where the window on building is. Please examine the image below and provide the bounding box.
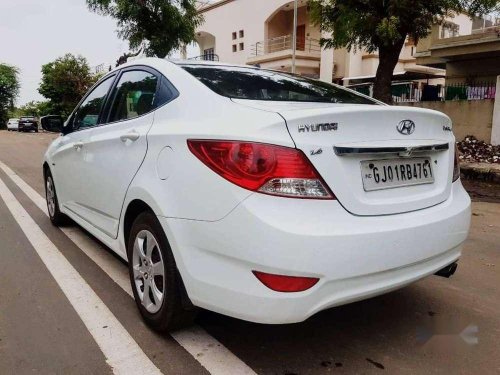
[440,22,459,38]
[239,42,244,51]
[232,44,237,52]
[239,30,244,38]
[203,48,215,61]
[232,32,237,40]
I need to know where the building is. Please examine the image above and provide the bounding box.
[194,0,450,90]
[412,14,500,144]
[415,14,500,84]
[193,1,500,144]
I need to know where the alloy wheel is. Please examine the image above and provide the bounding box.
[132,230,165,314]
[46,176,56,218]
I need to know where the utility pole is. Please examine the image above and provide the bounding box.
[291,0,298,74]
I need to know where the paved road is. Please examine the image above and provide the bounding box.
[0,130,499,374]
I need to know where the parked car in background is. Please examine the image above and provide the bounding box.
[18,116,39,132]
[7,118,19,131]
[42,59,471,332]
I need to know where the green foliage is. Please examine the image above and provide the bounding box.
[310,0,498,51]
[309,0,499,103]
[0,63,20,128]
[18,100,54,118]
[8,107,23,119]
[86,0,204,57]
[39,54,100,117]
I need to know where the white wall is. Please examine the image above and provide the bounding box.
[450,13,473,35]
[492,76,500,145]
[198,0,297,64]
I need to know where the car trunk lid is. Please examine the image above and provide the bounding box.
[233,100,455,216]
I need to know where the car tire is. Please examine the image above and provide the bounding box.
[44,169,68,226]
[127,212,196,332]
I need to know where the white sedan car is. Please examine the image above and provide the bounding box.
[7,118,19,131]
[43,58,471,331]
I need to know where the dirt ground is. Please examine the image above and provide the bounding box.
[461,179,500,203]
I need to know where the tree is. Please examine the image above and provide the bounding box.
[39,54,99,117]
[86,0,203,58]
[19,100,54,118]
[310,0,499,103]
[0,63,20,128]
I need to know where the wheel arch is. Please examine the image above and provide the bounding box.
[123,199,156,255]
[43,162,50,177]
[122,198,196,311]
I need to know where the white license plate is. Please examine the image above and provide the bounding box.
[361,158,434,191]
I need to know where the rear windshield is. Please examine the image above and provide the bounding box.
[181,65,377,104]
[20,117,35,120]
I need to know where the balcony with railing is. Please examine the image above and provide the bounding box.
[349,81,497,103]
[247,35,321,68]
[415,15,500,67]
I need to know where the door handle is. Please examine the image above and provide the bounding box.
[73,141,84,150]
[120,131,140,142]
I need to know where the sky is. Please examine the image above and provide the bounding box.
[0,0,203,106]
[0,0,128,105]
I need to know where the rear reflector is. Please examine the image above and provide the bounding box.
[252,271,319,292]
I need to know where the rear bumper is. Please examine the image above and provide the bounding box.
[19,123,37,131]
[161,181,471,324]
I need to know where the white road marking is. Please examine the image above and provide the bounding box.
[0,161,134,296]
[0,175,161,375]
[0,160,257,375]
[170,327,255,375]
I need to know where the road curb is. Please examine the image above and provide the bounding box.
[461,163,500,184]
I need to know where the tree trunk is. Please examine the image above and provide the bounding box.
[373,39,405,104]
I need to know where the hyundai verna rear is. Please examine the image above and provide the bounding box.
[43,59,471,331]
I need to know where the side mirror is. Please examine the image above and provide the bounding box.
[40,115,64,133]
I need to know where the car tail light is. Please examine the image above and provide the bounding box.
[453,143,460,182]
[187,140,334,199]
[252,271,319,292]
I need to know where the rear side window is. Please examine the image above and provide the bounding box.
[73,75,114,130]
[181,65,377,104]
[155,75,178,107]
[108,70,158,122]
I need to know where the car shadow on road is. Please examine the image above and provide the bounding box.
[195,281,471,373]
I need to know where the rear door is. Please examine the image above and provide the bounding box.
[80,67,177,238]
[279,105,454,216]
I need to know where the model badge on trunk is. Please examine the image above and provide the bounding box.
[298,123,338,133]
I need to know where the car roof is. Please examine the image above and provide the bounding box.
[109,57,260,73]
[170,59,258,70]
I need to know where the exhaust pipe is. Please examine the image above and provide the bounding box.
[435,262,458,278]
